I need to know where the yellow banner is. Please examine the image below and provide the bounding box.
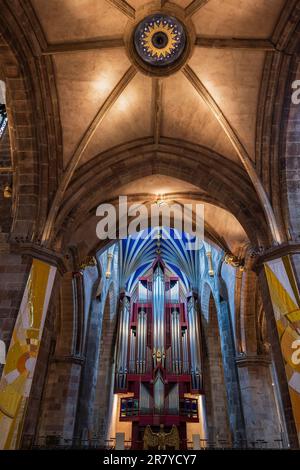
[0,259,56,449]
[264,255,300,440]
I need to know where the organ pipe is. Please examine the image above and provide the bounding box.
[177,310,181,373]
[182,330,189,373]
[129,328,136,373]
[171,308,182,375]
[188,296,202,390]
[171,311,175,372]
[153,265,165,363]
[137,310,147,374]
[116,296,130,389]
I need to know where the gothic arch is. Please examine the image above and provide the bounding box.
[0,3,62,240]
[47,140,269,254]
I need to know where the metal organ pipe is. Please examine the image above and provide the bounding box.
[171,309,181,375]
[171,311,175,373]
[160,272,164,354]
[153,265,165,361]
[116,297,130,389]
[182,330,189,373]
[139,311,142,374]
[137,310,147,374]
[122,300,130,384]
[116,301,123,388]
[188,299,196,379]
[173,310,178,374]
[176,310,181,374]
[137,311,141,374]
[194,301,202,386]
[129,328,135,373]
[188,297,202,389]
[143,312,147,374]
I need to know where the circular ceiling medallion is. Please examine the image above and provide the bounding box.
[134,14,187,68]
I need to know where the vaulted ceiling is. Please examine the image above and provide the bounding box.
[31,0,285,168]
[1,0,296,261]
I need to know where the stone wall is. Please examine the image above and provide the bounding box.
[0,252,31,377]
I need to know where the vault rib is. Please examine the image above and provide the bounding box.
[152,78,163,146]
[42,65,137,244]
[42,37,124,55]
[195,37,275,51]
[185,0,210,18]
[182,64,283,244]
[106,0,135,19]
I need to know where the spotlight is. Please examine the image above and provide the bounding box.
[3,184,12,198]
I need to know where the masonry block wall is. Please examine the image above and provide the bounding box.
[0,126,12,235]
[0,252,31,377]
[37,360,82,445]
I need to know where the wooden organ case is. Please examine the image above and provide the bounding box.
[114,259,203,449]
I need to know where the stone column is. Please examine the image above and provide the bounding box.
[201,293,232,446]
[36,271,84,446]
[236,355,282,448]
[217,301,247,447]
[74,296,103,444]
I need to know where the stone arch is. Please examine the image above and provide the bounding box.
[0,6,63,240]
[49,140,269,255]
[280,53,300,245]
[259,12,300,283]
[200,281,220,322]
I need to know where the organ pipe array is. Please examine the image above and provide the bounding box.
[114,260,203,415]
[152,265,165,367]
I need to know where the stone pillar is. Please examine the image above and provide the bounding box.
[93,292,117,447]
[236,355,282,448]
[202,294,232,446]
[36,271,84,446]
[75,296,103,443]
[217,301,247,447]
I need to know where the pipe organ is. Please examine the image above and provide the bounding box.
[114,260,203,449]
